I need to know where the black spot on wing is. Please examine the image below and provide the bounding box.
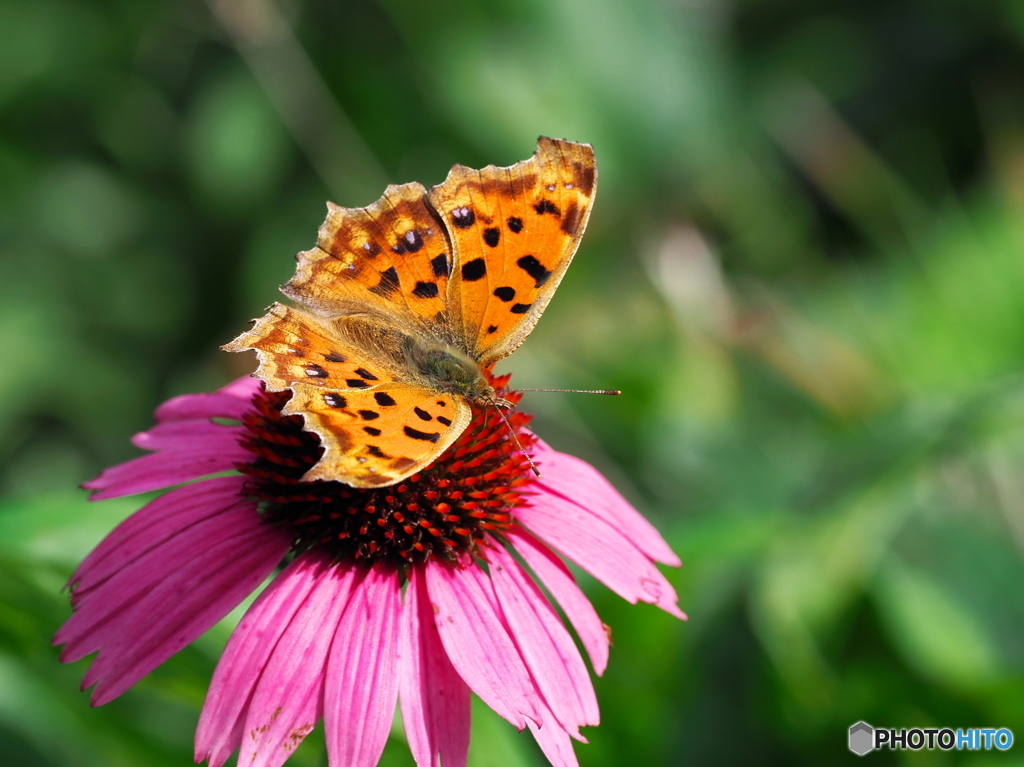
[367,445,389,458]
[487,325,498,333]
[323,393,348,409]
[305,364,329,378]
[451,207,475,228]
[431,254,450,278]
[358,410,380,420]
[517,255,552,288]
[507,216,523,233]
[483,227,500,248]
[354,367,379,381]
[511,303,532,314]
[374,392,397,407]
[364,426,382,436]
[370,266,400,296]
[346,379,370,389]
[413,281,439,298]
[404,426,441,443]
[461,258,486,282]
[413,407,432,421]
[534,199,560,216]
[323,351,346,363]
[436,400,447,407]
[437,416,452,426]
[493,286,515,302]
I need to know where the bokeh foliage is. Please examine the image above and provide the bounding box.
[2,0,1024,764]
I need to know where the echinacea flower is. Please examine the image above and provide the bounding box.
[56,373,683,767]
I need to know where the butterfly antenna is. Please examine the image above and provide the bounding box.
[488,398,541,478]
[517,388,622,395]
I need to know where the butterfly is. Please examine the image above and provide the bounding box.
[224,137,597,487]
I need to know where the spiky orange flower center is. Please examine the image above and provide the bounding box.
[237,374,534,565]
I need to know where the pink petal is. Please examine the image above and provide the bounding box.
[533,439,681,567]
[399,567,470,767]
[507,530,610,676]
[217,376,262,400]
[155,392,254,423]
[66,475,248,601]
[237,557,358,767]
[324,566,401,767]
[82,439,250,500]
[83,520,289,705]
[130,420,245,451]
[528,706,581,767]
[424,560,540,730]
[196,553,332,767]
[57,495,267,657]
[488,543,598,735]
[515,498,686,620]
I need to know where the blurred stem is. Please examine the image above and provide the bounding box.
[205,0,389,203]
[761,77,930,252]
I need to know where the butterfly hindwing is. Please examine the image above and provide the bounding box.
[428,137,597,367]
[283,384,472,487]
[283,183,457,340]
[225,303,473,487]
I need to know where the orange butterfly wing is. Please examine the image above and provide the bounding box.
[226,138,597,487]
[224,304,471,487]
[283,385,471,487]
[427,137,597,367]
[224,304,401,391]
[283,182,458,341]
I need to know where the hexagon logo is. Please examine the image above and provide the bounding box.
[849,721,875,756]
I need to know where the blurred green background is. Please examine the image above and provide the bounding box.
[3,0,1024,764]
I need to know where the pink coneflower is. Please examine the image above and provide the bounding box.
[56,373,683,767]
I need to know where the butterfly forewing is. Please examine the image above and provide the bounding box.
[283,183,457,340]
[224,304,401,391]
[428,137,597,367]
[284,384,472,487]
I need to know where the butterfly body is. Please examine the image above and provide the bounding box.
[402,341,506,408]
[226,137,597,487]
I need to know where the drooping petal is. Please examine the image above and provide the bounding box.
[399,567,471,767]
[425,560,540,730]
[56,494,276,660]
[196,553,335,767]
[532,439,681,567]
[237,557,358,767]
[82,426,250,500]
[488,543,598,735]
[324,566,401,767]
[77,514,290,705]
[528,705,581,767]
[65,475,248,601]
[507,530,610,676]
[515,497,686,620]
